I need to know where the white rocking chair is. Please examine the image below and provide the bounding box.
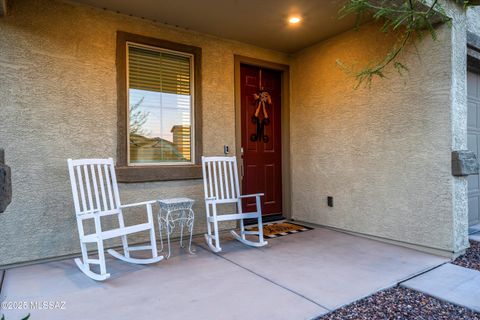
[202,156,268,252]
[67,158,163,281]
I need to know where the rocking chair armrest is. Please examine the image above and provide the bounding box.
[120,200,156,209]
[239,193,264,199]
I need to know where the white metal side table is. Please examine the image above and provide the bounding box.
[157,198,195,259]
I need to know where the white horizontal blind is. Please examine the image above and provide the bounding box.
[127,43,193,164]
[128,45,191,95]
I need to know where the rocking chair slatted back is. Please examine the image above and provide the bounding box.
[68,158,121,216]
[202,156,240,203]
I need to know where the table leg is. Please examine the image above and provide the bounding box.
[166,211,172,259]
[180,210,185,248]
[188,209,195,254]
[157,211,164,253]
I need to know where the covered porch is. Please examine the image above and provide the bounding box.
[0,0,478,318]
[1,225,447,319]
[0,0,472,270]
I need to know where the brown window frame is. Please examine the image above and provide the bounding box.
[116,31,203,182]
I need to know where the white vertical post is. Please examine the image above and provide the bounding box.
[108,158,129,257]
[256,195,264,242]
[218,161,225,200]
[68,160,81,214]
[94,215,107,276]
[228,160,235,199]
[212,160,219,200]
[233,157,246,239]
[83,165,94,213]
[223,161,229,199]
[97,164,108,212]
[104,164,115,211]
[77,218,89,267]
[146,203,158,258]
[90,165,101,212]
[212,203,220,251]
[205,204,212,242]
[76,166,87,213]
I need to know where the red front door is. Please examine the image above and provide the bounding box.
[240,64,282,216]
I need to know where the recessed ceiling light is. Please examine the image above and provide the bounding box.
[288,16,302,24]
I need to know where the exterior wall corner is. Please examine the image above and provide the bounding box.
[450,6,469,253]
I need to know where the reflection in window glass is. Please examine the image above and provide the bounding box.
[127,44,193,164]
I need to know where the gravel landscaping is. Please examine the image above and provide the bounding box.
[453,240,480,272]
[317,286,480,320]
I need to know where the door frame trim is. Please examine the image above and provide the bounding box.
[234,55,291,219]
[468,48,480,226]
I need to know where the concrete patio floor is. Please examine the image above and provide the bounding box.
[0,226,448,320]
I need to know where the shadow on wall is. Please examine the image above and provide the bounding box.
[0,149,12,213]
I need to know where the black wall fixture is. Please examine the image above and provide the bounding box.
[452,150,479,177]
[327,196,334,208]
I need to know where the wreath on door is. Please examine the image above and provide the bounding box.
[251,90,272,143]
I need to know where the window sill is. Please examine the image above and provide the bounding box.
[116,165,203,183]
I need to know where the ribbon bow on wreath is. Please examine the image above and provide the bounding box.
[251,91,272,143]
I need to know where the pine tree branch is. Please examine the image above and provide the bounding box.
[337,0,464,88]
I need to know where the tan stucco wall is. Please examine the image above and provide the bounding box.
[0,0,470,266]
[0,0,289,266]
[290,22,467,254]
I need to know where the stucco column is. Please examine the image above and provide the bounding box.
[447,2,469,253]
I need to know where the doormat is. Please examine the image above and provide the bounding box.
[246,222,313,239]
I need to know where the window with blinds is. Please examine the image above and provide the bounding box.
[127,43,194,165]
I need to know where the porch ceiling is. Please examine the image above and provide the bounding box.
[70,0,356,53]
